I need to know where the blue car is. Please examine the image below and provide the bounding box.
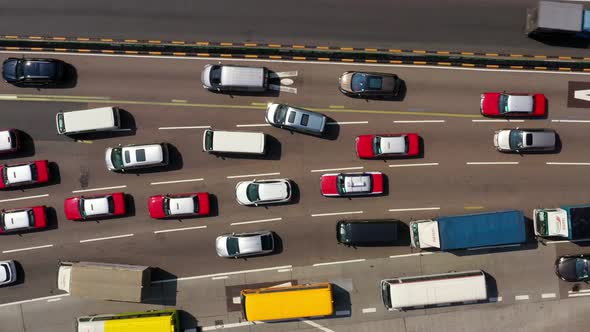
[2,57,65,87]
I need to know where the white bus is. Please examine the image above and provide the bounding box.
[380,270,487,311]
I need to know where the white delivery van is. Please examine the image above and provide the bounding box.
[380,270,487,311]
[203,129,266,155]
[56,107,121,135]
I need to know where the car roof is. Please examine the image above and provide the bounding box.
[506,95,534,113]
[379,136,406,154]
[83,197,110,216]
[283,106,326,132]
[258,180,289,200]
[2,210,30,229]
[122,144,164,166]
[5,164,32,184]
[236,234,265,254]
[523,130,555,147]
[342,174,372,193]
[168,197,195,214]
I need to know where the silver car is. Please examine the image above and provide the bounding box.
[235,179,292,206]
[265,103,327,136]
[0,260,17,286]
[215,231,275,258]
[493,128,556,152]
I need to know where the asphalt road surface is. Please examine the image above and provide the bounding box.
[1,0,589,56]
[0,52,589,331]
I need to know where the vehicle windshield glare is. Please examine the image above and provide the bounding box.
[111,148,124,169]
[509,130,524,150]
[226,237,239,256]
[499,94,510,113]
[246,183,260,202]
[536,212,548,236]
[373,136,382,155]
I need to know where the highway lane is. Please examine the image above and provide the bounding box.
[0,53,589,305]
[1,0,588,56]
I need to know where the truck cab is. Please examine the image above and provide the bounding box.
[409,219,440,249]
[533,208,569,238]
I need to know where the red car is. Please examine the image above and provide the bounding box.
[0,160,50,189]
[321,172,384,197]
[356,133,419,159]
[64,192,126,221]
[148,192,210,219]
[0,206,47,233]
[0,129,19,154]
[480,92,546,117]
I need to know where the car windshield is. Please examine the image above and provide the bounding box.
[15,61,24,79]
[274,104,288,124]
[192,196,200,213]
[498,94,510,114]
[246,183,260,202]
[30,163,38,181]
[351,73,367,91]
[107,196,115,213]
[535,211,548,236]
[79,198,87,217]
[226,237,240,256]
[336,175,347,194]
[110,148,124,169]
[163,197,171,216]
[508,130,524,150]
[373,136,382,155]
[576,259,589,279]
[27,209,35,226]
[210,65,221,86]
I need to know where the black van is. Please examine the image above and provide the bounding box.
[336,219,402,246]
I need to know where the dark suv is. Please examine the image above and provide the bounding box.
[336,219,402,246]
[2,58,65,87]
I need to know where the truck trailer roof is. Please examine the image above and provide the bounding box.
[537,1,584,32]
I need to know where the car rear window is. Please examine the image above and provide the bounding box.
[260,234,273,250]
[525,133,533,146]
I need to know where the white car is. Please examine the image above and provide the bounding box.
[235,179,292,206]
[105,143,168,171]
[215,231,275,258]
[0,260,17,286]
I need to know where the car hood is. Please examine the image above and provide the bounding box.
[215,236,229,256]
[235,182,252,204]
[201,65,212,88]
[265,103,278,125]
[104,148,115,170]
[64,198,82,220]
[339,72,353,92]
[494,131,511,149]
[2,59,17,81]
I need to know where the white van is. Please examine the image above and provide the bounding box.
[56,107,121,135]
[380,270,487,311]
[201,64,268,92]
[203,129,266,155]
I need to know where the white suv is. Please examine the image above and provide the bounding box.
[105,143,169,171]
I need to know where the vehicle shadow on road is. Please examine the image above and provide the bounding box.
[48,162,61,186]
[323,116,340,141]
[529,34,590,49]
[178,310,199,332]
[53,63,78,89]
[144,268,177,306]
[44,206,59,231]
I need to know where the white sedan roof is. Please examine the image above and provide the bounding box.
[168,197,195,215]
[343,174,371,193]
[3,210,30,230]
[5,165,32,184]
[0,130,13,151]
[258,181,289,201]
[506,95,534,113]
[122,144,164,167]
[379,136,406,154]
[83,197,110,216]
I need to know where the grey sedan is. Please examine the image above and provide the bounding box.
[266,103,326,136]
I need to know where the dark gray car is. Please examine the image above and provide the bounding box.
[266,103,327,136]
[2,58,65,87]
[555,254,590,282]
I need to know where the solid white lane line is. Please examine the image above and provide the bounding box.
[152,265,293,284]
[46,298,62,302]
[171,99,187,103]
[542,293,556,299]
[466,162,519,165]
[389,163,439,168]
[466,244,521,251]
[230,218,282,226]
[312,258,366,267]
[568,292,590,297]
[515,295,530,301]
[326,121,368,125]
[310,166,363,173]
[568,289,590,293]
[362,308,377,313]
[2,244,53,254]
[390,252,434,259]
[0,194,49,203]
[72,185,126,193]
[0,294,70,308]
[236,123,272,127]
[546,162,590,166]
[79,233,134,243]
[226,172,280,179]
[311,211,363,217]
[154,226,207,234]
[388,207,440,212]
[393,120,445,123]
[211,276,228,280]
[158,125,210,130]
[300,320,335,332]
[472,119,524,123]
[278,268,292,273]
[552,119,590,123]
[150,178,204,185]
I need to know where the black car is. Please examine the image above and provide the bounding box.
[338,71,402,98]
[2,58,65,86]
[336,219,402,246]
[555,254,590,282]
